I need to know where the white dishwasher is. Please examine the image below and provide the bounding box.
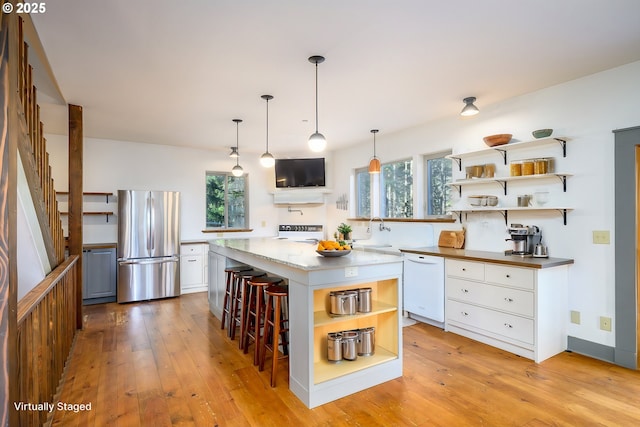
[403,253,445,327]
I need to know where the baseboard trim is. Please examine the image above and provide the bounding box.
[567,336,615,364]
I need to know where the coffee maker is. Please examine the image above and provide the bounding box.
[506,224,541,256]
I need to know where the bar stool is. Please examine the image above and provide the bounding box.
[260,284,289,387]
[229,270,266,340]
[221,265,251,331]
[242,276,283,365]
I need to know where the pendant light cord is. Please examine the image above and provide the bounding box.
[235,120,240,166]
[315,61,319,133]
[266,97,269,152]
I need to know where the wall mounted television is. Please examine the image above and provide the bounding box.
[274,157,326,188]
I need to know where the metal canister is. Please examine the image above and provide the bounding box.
[327,332,342,362]
[341,331,359,361]
[357,288,372,312]
[357,327,375,356]
[329,291,358,315]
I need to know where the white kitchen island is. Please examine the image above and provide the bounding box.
[208,238,403,408]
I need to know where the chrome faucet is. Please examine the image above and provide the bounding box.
[368,217,391,233]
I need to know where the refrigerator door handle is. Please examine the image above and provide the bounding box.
[149,194,155,251]
[118,256,179,266]
[145,193,152,252]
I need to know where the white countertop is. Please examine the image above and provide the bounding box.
[209,238,402,271]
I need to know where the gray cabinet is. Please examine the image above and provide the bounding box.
[83,245,117,304]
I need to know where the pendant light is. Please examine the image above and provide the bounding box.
[231,119,244,177]
[308,55,327,152]
[460,96,479,116]
[260,94,275,167]
[368,129,380,174]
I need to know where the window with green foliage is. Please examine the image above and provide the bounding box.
[205,172,248,229]
[356,159,413,218]
[381,159,413,218]
[355,167,371,218]
[424,152,452,216]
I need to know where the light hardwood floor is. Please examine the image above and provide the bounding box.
[48,293,640,426]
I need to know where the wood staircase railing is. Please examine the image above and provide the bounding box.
[17,16,65,267]
[16,256,79,427]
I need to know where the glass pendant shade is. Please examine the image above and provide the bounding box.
[308,132,326,152]
[232,164,244,177]
[368,157,381,174]
[460,96,479,116]
[260,152,275,167]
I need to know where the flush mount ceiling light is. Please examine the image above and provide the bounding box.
[460,96,479,116]
[308,55,327,152]
[368,129,381,174]
[229,146,239,157]
[231,119,244,177]
[260,94,275,167]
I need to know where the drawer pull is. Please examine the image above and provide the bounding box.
[506,274,510,278]
[504,297,513,302]
[461,311,469,316]
[504,323,513,328]
[462,268,466,271]
[461,288,469,293]
[187,259,197,262]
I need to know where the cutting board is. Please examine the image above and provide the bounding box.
[438,229,465,248]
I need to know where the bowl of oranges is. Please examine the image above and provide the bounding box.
[316,240,351,257]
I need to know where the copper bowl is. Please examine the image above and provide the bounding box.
[483,134,512,147]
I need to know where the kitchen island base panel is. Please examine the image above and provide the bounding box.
[290,357,402,409]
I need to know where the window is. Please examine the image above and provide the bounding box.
[355,167,371,218]
[205,172,248,229]
[381,159,413,218]
[424,151,452,216]
[356,159,413,218]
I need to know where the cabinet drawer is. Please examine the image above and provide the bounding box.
[447,277,534,317]
[447,299,534,345]
[446,259,484,281]
[485,264,534,290]
[181,243,204,255]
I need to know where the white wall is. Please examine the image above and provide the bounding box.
[47,137,333,244]
[331,60,640,348]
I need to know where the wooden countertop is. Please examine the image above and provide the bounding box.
[83,243,117,250]
[399,246,574,269]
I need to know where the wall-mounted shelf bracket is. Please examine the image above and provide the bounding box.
[556,209,568,225]
[450,156,462,171]
[558,175,568,192]
[495,148,508,165]
[554,138,567,157]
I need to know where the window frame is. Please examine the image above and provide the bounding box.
[204,171,249,230]
[355,157,413,219]
[422,150,453,218]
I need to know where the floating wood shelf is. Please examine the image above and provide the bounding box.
[60,212,115,222]
[56,191,113,202]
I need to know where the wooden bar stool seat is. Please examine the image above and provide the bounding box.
[229,270,265,340]
[221,265,251,331]
[260,284,289,387]
[242,276,283,365]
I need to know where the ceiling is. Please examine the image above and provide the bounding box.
[31,0,640,155]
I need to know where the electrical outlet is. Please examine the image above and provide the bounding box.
[345,266,358,278]
[570,310,581,324]
[261,220,266,227]
[592,230,610,244]
[599,316,612,332]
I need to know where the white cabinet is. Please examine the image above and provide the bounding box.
[445,258,568,362]
[180,242,208,294]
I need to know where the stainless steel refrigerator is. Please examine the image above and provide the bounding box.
[117,190,181,303]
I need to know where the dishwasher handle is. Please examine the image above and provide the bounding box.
[405,256,443,265]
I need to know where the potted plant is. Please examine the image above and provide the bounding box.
[337,223,352,241]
